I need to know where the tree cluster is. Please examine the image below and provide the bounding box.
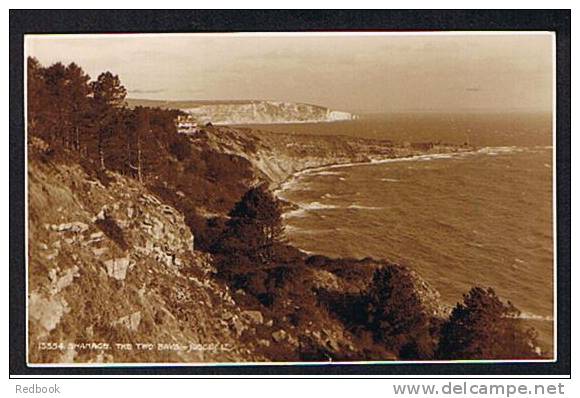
[364,270,541,360]
[27,57,186,181]
[436,286,540,359]
[366,266,436,359]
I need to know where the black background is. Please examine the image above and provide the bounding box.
[9,9,571,377]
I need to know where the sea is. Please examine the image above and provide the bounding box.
[250,112,555,353]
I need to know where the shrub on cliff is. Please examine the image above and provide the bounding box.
[366,265,435,359]
[213,185,285,265]
[436,286,541,360]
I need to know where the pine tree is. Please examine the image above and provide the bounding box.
[366,265,434,358]
[39,62,68,146]
[436,286,541,359]
[90,72,127,169]
[214,185,285,265]
[26,57,45,137]
[63,62,91,151]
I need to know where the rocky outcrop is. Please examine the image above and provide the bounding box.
[103,257,132,281]
[27,156,269,364]
[307,256,447,318]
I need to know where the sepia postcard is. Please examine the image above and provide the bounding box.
[24,31,556,366]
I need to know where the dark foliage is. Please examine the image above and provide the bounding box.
[27,57,187,183]
[185,215,227,252]
[95,214,128,251]
[436,287,541,360]
[169,140,192,161]
[149,146,255,239]
[213,185,285,265]
[316,264,437,359]
[366,266,434,358]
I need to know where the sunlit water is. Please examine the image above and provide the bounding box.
[258,113,554,352]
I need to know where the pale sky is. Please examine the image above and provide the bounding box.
[26,33,554,113]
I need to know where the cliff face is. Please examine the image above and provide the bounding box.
[181,101,356,125]
[188,126,381,186]
[187,125,469,187]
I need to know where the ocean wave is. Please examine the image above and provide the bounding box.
[282,209,307,219]
[283,201,339,219]
[302,201,339,210]
[476,146,524,156]
[283,224,303,233]
[274,180,311,196]
[310,171,345,177]
[516,312,554,322]
[347,204,383,210]
[381,178,399,182]
[417,153,456,161]
[284,200,382,217]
